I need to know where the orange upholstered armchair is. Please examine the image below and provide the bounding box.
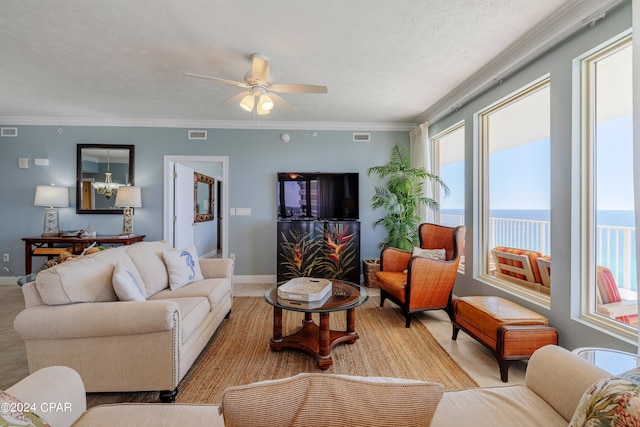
[376,223,466,327]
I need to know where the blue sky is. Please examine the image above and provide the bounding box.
[439,114,633,212]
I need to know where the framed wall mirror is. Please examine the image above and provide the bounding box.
[194,172,215,222]
[76,144,135,214]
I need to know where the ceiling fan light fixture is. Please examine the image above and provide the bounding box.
[239,94,255,112]
[259,93,274,111]
[256,102,271,115]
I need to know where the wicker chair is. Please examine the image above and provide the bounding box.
[375,223,466,327]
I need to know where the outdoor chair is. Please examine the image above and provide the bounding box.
[491,246,548,295]
[376,223,466,328]
[595,265,638,326]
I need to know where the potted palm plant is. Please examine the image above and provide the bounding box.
[367,144,448,251]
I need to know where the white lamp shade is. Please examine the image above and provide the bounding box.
[239,94,255,112]
[259,93,274,111]
[114,186,142,208]
[34,185,69,207]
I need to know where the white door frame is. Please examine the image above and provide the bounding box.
[163,155,229,258]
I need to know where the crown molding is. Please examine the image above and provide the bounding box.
[418,0,627,125]
[0,116,416,132]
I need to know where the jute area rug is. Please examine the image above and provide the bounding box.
[174,296,477,404]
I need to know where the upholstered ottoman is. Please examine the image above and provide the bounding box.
[452,296,558,382]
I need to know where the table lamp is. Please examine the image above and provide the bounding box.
[34,185,69,236]
[114,186,142,235]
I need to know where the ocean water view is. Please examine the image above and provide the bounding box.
[441,208,635,227]
[440,208,637,291]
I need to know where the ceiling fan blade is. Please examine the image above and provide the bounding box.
[251,54,270,84]
[184,73,249,89]
[268,92,293,112]
[221,91,252,106]
[269,83,328,94]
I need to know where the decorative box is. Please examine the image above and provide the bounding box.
[280,291,332,309]
[277,277,332,302]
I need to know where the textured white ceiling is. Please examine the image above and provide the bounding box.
[0,0,573,127]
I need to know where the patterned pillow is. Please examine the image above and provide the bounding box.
[569,368,640,426]
[412,247,446,260]
[0,390,51,426]
[163,245,204,290]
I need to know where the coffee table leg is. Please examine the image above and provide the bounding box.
[318,312,330,358]
[346,307,356,334]
[272,306,283,343]
[303,311,313,325]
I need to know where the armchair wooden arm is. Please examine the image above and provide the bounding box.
[597,300,638,319]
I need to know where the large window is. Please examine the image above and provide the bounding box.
[579,33,635,332]
[433,122,465,269]
[477,78,551,299]
[433,122,465,227]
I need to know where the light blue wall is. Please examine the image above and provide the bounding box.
[429,1,634,352]
[0,126,408,276]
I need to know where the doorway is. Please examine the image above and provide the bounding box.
[163,155,229,258]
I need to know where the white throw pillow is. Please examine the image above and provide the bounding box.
[163,245,204,290]
[412,247,446,260]
[112,261,147,301]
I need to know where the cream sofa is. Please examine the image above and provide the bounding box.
[13,240,234,402]
[3,345,614,426]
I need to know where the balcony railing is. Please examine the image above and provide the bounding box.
[439,213,637,292]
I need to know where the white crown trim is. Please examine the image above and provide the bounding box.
[0,116,416,132]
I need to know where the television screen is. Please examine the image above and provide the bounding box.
[277,172,359,220]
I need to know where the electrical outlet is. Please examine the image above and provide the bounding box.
[3,253,8,262]
[230,253,236,261]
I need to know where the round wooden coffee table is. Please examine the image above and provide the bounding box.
[264,280,368,369]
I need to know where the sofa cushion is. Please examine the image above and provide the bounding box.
[125,241,173,297]
[221,373,443,427]
[165,297,210,344]
[112,261,147,301]
[35,247,138,305]
[150,277,231,310]
[432,385,568,427]
[163,245,204,290]
[0,389,51,426]
[569,368,640,426]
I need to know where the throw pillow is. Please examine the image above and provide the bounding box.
[412,247,446,261]
[163,245,204,290]
[0,390,51,426]
[221,373,443,427]
[112,261,147,301]
[569,368,640,426]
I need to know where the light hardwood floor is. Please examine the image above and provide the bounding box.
[1,283,525,392]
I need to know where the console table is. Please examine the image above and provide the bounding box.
[22,235,145,274]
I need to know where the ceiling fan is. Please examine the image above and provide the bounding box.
[184,53,328,115]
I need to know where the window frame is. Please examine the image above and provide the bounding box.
[431,120,466,272]
[475,75,551,305]
[576,30,635,339]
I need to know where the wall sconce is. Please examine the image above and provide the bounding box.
[114,186,142,235]
[34,185,69,236]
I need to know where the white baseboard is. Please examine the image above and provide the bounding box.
[234,275,277,284]
[0,277,20,286]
